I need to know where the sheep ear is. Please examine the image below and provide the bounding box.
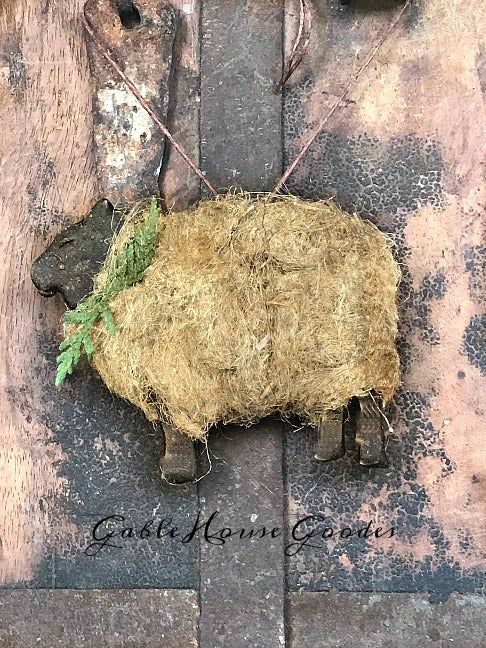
[90,198,114,219]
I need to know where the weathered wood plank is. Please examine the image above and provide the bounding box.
[0,589,199,647]
[283,0,486,597]
[0,0,201,588]
[200,0,283,192]
[197,1,286,644]
[288,592,486,647]
[198,423,286,647]
[0,0,98,586]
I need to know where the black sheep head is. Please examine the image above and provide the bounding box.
[31,199,123,309]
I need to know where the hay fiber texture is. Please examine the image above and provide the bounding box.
[87,195,401,439]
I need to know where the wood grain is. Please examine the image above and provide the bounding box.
[0,0,98,584]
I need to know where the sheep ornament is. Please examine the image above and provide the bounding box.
[32,194,401,484]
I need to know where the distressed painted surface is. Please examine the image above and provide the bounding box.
[28,335,198,588]
[199,0,283,191]
[85,0,176,204]
[284,0,485,597]
[0,0,199,589]
[0,0,98,586]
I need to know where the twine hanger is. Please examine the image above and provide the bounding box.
[82,0,412,199]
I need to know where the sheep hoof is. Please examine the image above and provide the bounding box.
[356,395,384,466]
[314,409,344,461]
[161,452,197,484]
[161,423,197,484]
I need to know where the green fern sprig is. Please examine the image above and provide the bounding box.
[55,197,161,387]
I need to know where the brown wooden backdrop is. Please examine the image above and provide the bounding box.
[0,0,484,645]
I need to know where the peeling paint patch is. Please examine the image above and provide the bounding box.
[463,245,485,303]
[463,315,486,376]
[283,0,485,599]
[0,33,27,99]
[28,333,199,588]
[97,86,155,149]
[92,82,165,199]
[284,80,444,220]
[85,0,176,203]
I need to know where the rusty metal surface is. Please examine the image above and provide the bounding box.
[84,0,176,204]
[283,0,485,598]
[30,0,202,587]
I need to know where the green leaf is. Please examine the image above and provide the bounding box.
[63,309,90,324]
[58,338,72,351]
[101,307,116,334]
[82,334,94,359]
[56,349,73,367]
[55,200,161,386]
[72,344,82,366]
[55,363,69,387]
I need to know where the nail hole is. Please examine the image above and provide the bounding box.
[116,1,141,30]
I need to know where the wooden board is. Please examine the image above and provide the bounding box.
[0,0,484,641]
[0,0,98,585]
[284,0,485,598]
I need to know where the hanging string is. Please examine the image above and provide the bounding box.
[82,0,411,199]
[82,6,218,197]
[273,0,413,194]
[275,0,313,92]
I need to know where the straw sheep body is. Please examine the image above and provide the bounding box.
[88,196,401,441]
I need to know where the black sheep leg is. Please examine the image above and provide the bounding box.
[314,408,344,461]
[160,423,197,484]
[356,395,384,466]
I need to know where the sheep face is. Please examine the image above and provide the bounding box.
[31,199,122,309]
